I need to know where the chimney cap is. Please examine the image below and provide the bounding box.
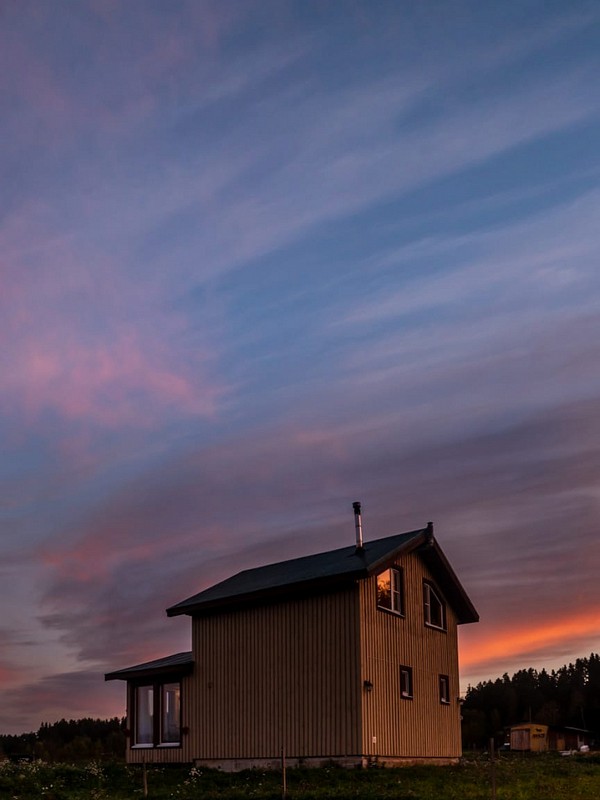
[425,520,434,544]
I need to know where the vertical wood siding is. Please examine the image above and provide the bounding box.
[359,552,462,759]
[187,586,362,760]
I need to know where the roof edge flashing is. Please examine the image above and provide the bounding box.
[166,570,368,617]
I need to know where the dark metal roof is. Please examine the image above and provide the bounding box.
[104,651,193,682]
[166,527,479,624]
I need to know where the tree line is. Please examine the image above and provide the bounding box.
[462,653,600,749]
[0,717,126,762]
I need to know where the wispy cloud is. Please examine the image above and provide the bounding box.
[0,204,226,429]
[340,183,600,316]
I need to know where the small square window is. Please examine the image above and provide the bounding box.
[400,666,413,699]
[439,674,450,704]
[377,567,403,615]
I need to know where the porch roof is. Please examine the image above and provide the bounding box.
[105,651,193,681]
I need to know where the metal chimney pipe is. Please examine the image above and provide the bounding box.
[352,501,363,550]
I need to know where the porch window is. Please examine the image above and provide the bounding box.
[423,581,446,630]
[134,686,154,745]
[161,682,181,744]
[376,567,403,615]
[132,680,182,747]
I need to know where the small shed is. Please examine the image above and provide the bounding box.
[510,723,548,752]
[509,723,592,752]
[549,727,592,752]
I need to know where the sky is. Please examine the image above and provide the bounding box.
[1,0,599,735]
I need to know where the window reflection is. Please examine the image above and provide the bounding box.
[135,686,154,745]
[377,568,403,614]
[161,683,181,744]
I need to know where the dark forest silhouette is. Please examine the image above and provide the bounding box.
[0,718,125,762]
[462,653,600,748]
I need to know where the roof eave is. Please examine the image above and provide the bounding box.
[105,664,194,682]
[166,569,369,617]
[105,654,194,682]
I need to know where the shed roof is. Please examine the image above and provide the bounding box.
[105,651,193,682]
[167,525,479,624]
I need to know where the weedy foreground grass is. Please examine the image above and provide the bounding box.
[1,752,599,799]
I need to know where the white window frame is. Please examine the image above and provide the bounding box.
[376,567,404,616]
[423,581,447,631]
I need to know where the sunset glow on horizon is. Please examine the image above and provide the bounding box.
[1,1,599,734]
[459,610,600,688]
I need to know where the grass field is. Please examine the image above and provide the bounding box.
[1,752,599,799]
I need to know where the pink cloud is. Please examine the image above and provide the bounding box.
[1,204,226,430]
[15,332,220,427]
[2,324,224,428]
[0,634,29,690]
[1,1,250,152]
[40,527,204,583]
[0,7,147,145]
[0,665,18,685]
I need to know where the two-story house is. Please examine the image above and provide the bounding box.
[105,504,478,768]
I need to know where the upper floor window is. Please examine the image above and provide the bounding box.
[423,581,446,630]
[377,567,403,615]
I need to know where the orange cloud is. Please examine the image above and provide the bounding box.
[460,609,600,674]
